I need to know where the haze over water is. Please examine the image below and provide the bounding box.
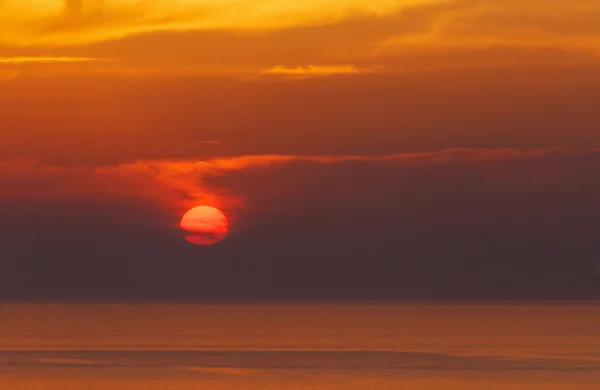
[1,305,600,389]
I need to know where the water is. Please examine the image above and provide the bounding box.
[1,304,599,389]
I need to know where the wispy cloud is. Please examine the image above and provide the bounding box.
[261,65,369,77]
[0,0,441,46]
[2,0,598,76]
[381,0,600,56]
[3,349,600,371]
[1,147,596,215]
[185,366,261,375]
[0,56,100,64]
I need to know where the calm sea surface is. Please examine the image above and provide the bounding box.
[1,305,599,389]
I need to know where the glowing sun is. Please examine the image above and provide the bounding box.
[180,206,228,246]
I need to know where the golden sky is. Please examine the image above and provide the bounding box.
[1,0,599,76]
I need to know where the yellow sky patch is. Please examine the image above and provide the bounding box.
[0,0,442,46]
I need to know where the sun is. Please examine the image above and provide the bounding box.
[180,206,228,246]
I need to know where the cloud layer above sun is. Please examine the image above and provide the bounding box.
[1,147,597,216]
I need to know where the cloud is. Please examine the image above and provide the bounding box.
[31,358,103,366]
[0,0,442,46]
[382,0,600,55]
[0,146,594,236]
[0,147,595,217]
[260,65,368,77]
[185,366,261,375]
[4,349,600,371]
[2,0,599,76]
[0,56,99,64]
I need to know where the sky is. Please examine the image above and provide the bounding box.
[1,0,600,302]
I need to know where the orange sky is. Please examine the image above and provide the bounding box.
[1,0,600,75]
[3,0,600,161]
[1,0,600,302]
[2,0,600,219]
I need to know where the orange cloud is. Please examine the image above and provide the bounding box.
[382,0,600,55]
[261,65,367,77]
[2,1,598,77]
[185,367,260,375]
[0,56,99,64]
[0,147,593,220]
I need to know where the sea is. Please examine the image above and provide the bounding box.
[1,304,599,389]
